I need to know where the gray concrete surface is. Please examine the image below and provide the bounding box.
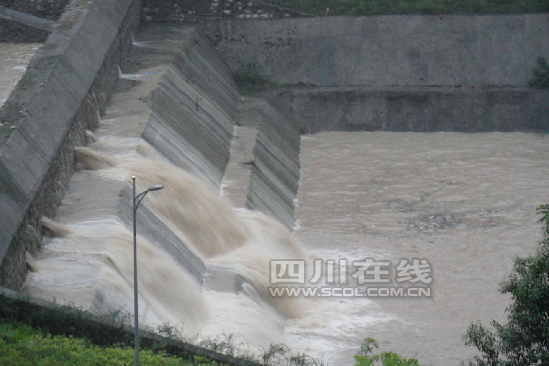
[0,0,69,42]
[202,14,549,87]
[271,86,549,132]
[243,98,300,228]
[0,6,57,32]
[0,0,142,288]
[140,25,240,186]
[222,125,258,208]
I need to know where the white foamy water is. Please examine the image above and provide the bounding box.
[23,61,305,356]
[292,131,549,365]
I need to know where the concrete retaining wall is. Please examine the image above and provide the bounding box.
[272,86,549,132]
[0,0,142,289]
[202,14,549,87]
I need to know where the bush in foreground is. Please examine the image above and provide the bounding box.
[0,322,208,366]
[464,205,549,365]
[354,338,420,366]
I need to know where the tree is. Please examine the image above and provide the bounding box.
[464,205,549,365]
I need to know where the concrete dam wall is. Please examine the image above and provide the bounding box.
[0,0,142,289]
[0,0,301,292]
[204,14,549,87]
[271,86,549,133]
[7,12,303,350]
[203,14,549,131]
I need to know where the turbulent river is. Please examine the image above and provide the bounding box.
[292,131,549,365]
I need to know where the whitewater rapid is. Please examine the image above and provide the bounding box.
[23,60,305,356]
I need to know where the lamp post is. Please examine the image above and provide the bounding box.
[131,176,164,366]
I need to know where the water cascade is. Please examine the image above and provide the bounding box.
[23,26,305,351]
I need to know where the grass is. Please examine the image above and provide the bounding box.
[269,0,549,16]
[0,322,212,366]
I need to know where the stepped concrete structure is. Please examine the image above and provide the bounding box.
[0,0,301,289]
[0,0,547,289]
[0,1,547,363]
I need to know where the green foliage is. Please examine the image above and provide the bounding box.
[464,205,549,365]
[269,0,549,15]
[0,322,208,366]
[0,294,134,349]
[0,295,234,365]
[233,67,279,95]
[529,57,549,89]
[354,338,420,366]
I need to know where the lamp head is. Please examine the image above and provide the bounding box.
[148,185,164,192]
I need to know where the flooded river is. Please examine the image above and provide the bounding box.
[291,131,549,365]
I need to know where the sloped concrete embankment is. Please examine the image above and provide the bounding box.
[239,98,300,229]
[203,14,549,131]
[0,0,142,289]
[138,25,301,228]
[141,25,240,187]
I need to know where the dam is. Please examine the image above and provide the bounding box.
[0,1,548,365]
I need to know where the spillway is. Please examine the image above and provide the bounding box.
[22,25,304,354]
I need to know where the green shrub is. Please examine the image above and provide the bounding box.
[0,322,209,366]
[233,68,279,95]
[464,204,549,365]
[354,338,420,366]
[529,57,549,89]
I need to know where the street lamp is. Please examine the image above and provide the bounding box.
[131,176,164,366]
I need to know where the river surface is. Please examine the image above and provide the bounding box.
[291,131,549,365]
